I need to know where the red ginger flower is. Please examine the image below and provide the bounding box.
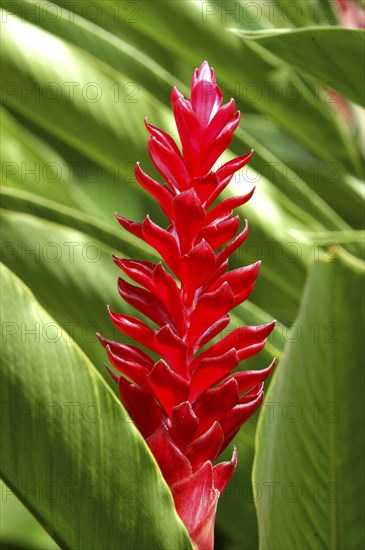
[99,61,275,550]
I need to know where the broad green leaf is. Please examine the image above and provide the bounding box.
[253,249,365,549]
[0,263,193,550]
[234,27,365,107]
[0,208,124,379]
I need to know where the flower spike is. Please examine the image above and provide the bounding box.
[101,61,275,550]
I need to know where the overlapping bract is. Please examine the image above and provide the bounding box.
[100,61,275,550]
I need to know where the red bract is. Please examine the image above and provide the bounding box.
[100,61,275,550]
[337,0,365,28]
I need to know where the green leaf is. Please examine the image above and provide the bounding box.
[215,421,260,549]
[272,0,338,27]
[291,229,365,248]
[49,0,362,175]
[0,105,84,211]
[0,263,193,550]
[253,249,365,549]
[0,9,169,178]
[0,208,123,380]
[234,27,365,107]
[0,186,156,261]
[0,480,59,549]
[4,0,183,104]
[236,115,365,230]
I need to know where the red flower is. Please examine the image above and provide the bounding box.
[99,61,275,550]
[336,0,365,28]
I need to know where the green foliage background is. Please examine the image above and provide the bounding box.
[0,1,364,549]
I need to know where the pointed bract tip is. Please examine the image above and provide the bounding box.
[105,364,119,383]
[192,60,216,87]
[112,254,121,264]
[144,117,153,132]
[96,332,105,346]
[269,357,278,371]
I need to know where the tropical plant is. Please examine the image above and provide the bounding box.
[1,1,364,549]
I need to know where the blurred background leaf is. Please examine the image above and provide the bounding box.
[234,27,365,107]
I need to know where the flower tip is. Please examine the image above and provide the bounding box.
[105,364,119,383]
[96,332,104,345]
[264,357,278,380]
[193,60,216,87]
[198,60,210,73]
[171,86,184,107]
[134,162,143,180]
[247,185,256,199]
[264,320,277,336]
[112,255,123,270]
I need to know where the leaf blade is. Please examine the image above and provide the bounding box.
[253,250,365,548]
[0,263,193,550]
[234,27,365,106]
